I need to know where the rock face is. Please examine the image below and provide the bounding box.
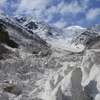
[3,85,22,95]
[0,23,18,48]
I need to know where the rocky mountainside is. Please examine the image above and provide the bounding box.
[0,12,100,100]
[0,12,52,59]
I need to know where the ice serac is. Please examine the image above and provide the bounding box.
[80,50,100,100]
[43,68,89,100]
[79,36,100,100]
[60,68,88,100]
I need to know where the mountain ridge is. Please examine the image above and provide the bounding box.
[1,12,100,52]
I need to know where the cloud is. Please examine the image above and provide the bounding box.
[46,6,58,15]
[45,1,82,17]
[81,0,89,10]
[53,19,67,28]
[86,8,100,20]
[42,1,85,23]
[45,14,54,22]
[60,1,82,15]
[44,0,89,19]
[15,0,52,14]
[10,0,20,9]
[0,0,7,9]
[14,0,89,17]
[13,0,55,21]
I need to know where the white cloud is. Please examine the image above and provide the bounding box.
[14,0,54,21]
[45,14,54,22]
[42,1,84,23]
[46,6,58,14]
[60,1,82,15]
[0,0,7,8]
[53,19,67,28]
[86,8,100,20]
[45,0,89,18]
[81,0,89,10]
[77,20,85,25]
[10,1,20,9]
[15,0,52,14]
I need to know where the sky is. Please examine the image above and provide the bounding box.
[0,0,100,28]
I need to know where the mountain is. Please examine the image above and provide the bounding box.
[1,12,100,100]
[15,16,84,52]
[15,17,65,38]
[0,12,83,53]
[15,17,68,46]
[71,24,100,49]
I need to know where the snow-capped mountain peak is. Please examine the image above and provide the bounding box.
[62,25,85,38]
[66,25,85,30]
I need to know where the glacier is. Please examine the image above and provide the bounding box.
[0,12,100,100]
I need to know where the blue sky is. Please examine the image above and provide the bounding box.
[0,0,100,28]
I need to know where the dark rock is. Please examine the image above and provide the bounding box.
[3,85,22,95]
